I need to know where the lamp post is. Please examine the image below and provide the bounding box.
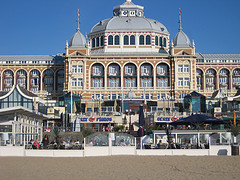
[64,103,68,132]
[208,101,212,117]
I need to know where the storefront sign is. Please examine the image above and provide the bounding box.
[75,117,112,123]
[156,116,178,122]
[156,117,172,122]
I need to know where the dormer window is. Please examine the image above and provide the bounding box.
[130,35,135,45]
[108,35,113,45]
[139,35,144,45]
[146,35,151,45]
[92,38,96,48]
[124,35,129,45]
[115,35,120,45]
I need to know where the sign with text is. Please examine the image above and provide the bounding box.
[155,116,179,123]
[75,116,113,123]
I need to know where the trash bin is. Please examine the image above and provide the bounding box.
[231,145,239,156]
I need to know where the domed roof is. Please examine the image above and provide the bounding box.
[69,30,86,48]
[173,29,191,48]
[90,17,169,34]
[90,0,169,35]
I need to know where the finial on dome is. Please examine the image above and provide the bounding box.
[192,40,195,47]
[126,0,132,2]
[77,9,80,31]
[178,8,182,31]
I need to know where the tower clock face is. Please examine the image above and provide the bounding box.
[136,11,142,17]
[122,10,128,16]
[129,11,136,16]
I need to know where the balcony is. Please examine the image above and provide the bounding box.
[233,82,240,86]
[124,73,137,78]
[156,72,169,77]
[219,73,228,77]
[206,73,214,77]
[31,84,39,88]
[5,74,13,78]
[108,72,120,78]
[5,83,12,87]
[18,74,26,78]
[92,72,104,78]
[31,74,39,78]
[196,73,202,77]
[233,72,240,76]
[206,82,215,87]
[140,72,152,78]
[219,82,228,87]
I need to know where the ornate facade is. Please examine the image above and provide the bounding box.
[0,0,239,113]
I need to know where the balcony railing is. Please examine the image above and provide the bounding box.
[206,82,214,86]
[220,82,228,86]
[206,73,214,77]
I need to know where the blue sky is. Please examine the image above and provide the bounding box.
[0,0,239,55]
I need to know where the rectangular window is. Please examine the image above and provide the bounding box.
[72,65,77,73]
[77,78,83,87]
[117,94,120,99]
[78,65,83,73]
[125,66,134,75]
[109,66,118,76]
[141,79,152,87]
[157,93,160,100]
[157,66,167,75]
[161,93,166,100]
[184,65,189,73]
[92,79,103,87]
[93,66,102,76]
[178,78,183,86]
[158,79,168,87]
[145,94,149,99]
[125,79,135,87]
[109,79,119,87]
[72,78,77,87]
[178,65,183,73]
[184,78,190,86]
[108,94,111,100]
[112,94,116,100]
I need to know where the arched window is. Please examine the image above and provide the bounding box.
[92,38,95,48]
[130,35,135,45]
[146,35,151,45]
[155,36,158,46]
[139,35,144,45]
[96,37,99,47]
[114,35,120,45]
[108,35,113,45]
[163,38,167,47]
[159,37,163,47]
[124,35,129,45]
[100,36,104,46]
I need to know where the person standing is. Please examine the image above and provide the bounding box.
[42,135,49,149]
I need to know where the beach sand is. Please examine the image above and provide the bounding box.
[0,156,240,180]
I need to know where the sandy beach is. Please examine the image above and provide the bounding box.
[0,156,240,180]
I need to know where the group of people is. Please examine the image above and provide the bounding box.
[28,135,84,149]
[29,135,49,149]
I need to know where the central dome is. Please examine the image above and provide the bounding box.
[88,0,170,55]
[90,17,169,34]
[91,0,168,34]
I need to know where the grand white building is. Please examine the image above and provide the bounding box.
[0,0,239,116]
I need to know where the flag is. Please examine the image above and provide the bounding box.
[78,9,80,17]
[179,8,182,14]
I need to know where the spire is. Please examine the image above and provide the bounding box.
[77,9,80,31]
[178,8,182,31]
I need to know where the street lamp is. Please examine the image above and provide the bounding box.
[64,103,68,132]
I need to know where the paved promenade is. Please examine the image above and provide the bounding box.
[1,156,240,180]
